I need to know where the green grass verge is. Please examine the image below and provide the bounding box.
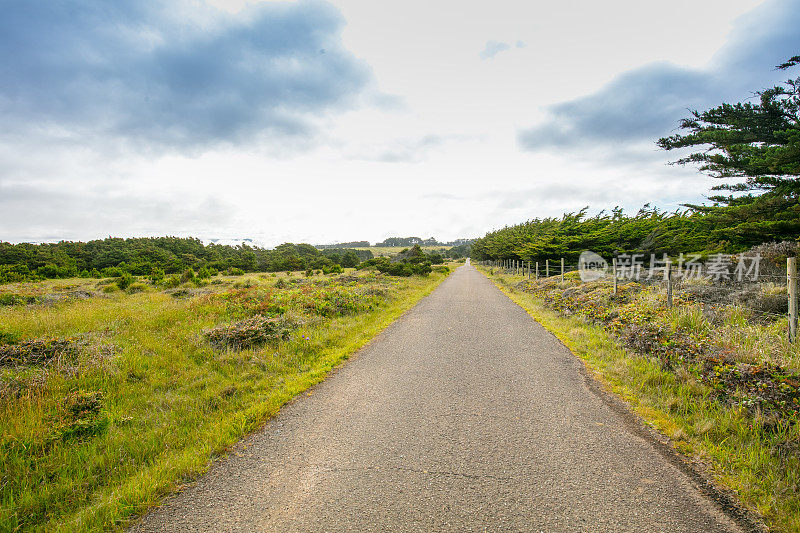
[479,268,799,533]
[1,269,450,531]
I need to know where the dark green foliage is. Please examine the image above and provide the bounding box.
[359,246,433,276]
[323,264,343,275]
[180,269,196,284]
[161,275,181,288]
[426,252,444,264]
[445,243,471,259]
[374,237,446,247]
[319,248,373,263]
[379,261,414,276]
[115,273,135,291]
[658,55,799,199]
[395,244,427,263]
[0,294,37,306]
[375,237,425,247]
[149,267,165,283]
[0,238,377,284]
[471,200,800,262]
[0,264,36,283]
[340,250,361,268]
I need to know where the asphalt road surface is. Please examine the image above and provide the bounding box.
[133,263,749,532]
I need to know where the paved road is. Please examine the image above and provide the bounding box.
[133,264,747,532]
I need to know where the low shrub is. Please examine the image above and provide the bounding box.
[116,273,135,291]
[168,288,192,298]
[361,251,433,277]
[0,293,37,306]
[161,275,181,288]
[0,337,82,367]
[180,269,196,284]
[323,264,343,275]
[426,252,444,265]
[149,268,165,284]
[706,361,800,418]
[102,267,124,278]
[126,282,147,294]
[204,315,297,350]
[51,390,109,442]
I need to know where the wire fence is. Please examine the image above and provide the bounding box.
[477,256,799,342]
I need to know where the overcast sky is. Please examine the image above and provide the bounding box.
[1,0,798,246]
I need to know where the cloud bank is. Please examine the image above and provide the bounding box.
[0,0,371,150]
[518,0,800,152]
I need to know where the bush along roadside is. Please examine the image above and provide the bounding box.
[479,267,800,532]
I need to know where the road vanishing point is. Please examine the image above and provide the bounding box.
[133,264,750,532]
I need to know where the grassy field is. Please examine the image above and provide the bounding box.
[478,266,799,532]
[0,267,451,531]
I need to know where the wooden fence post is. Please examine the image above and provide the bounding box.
[561,258,564,282]
[536,261,539,280]
[612,258,618,295]
[546,259,550,278]
[789,257,797,343]
[666,261,673,308]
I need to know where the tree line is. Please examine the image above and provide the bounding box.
[0,238,375,283]
[469,201,799,263]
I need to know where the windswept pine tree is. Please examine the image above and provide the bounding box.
[657,55,799,198]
